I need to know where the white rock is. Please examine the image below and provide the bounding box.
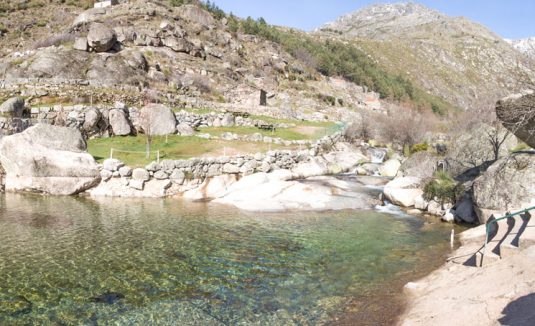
[379,159,401,177]
[132,168,150,181]
[183,174,237,200]
[103,158,124,172]
[119,166,132,177]
[383,177,423,207]
[129,179,145,190]
[414,194,429,210]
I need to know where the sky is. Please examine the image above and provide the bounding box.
[211,0,535,39]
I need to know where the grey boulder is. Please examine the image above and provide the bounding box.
[140,104,176,136]
[87,23,116,52]
[109,109,131,136]
[0,124,100,195]
[0,97,24,118]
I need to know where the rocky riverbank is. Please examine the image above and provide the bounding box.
[400,219,535,325]
[0,123,390,211]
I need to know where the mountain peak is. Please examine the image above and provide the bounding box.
[506,37,535,59]
[319,2,445,38]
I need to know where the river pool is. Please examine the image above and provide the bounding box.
[0,193,455,325]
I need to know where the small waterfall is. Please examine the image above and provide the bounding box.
[370,148,387,164]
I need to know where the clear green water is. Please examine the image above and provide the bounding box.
[0,194,454,325]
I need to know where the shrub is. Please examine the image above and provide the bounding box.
[423,171,463,204]
[411,142,429,154]
[231,16,455,115]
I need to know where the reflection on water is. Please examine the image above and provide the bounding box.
[0,194,453,325]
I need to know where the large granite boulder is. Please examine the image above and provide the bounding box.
[0,97,24,118]
[445,122,516,177]
[82,107,102,132]
[179,5,216,27]
[496,90,535,148]
[0,124,100,195]
[87,23,116,52]
[140,104,176,136]
[398,151,437,179]
[109,109,131,136]
[472,152,535,223]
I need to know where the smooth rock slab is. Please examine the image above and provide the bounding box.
[214,173,379,212]
[383,177,423,207]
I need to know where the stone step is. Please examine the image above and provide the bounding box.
[476,250,501,267]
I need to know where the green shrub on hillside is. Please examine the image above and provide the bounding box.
[411,143,429,154]
[169,0,225,19]
[423,171,463,204]
[233,17,452,113]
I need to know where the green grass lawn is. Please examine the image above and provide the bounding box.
[88,135,290,167]
[200,122,341,141]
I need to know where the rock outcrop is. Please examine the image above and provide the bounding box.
[398,151,437,179]
[213,173,380,212]
[496,90,535,148]
[445,123,516,177]
[0,124,100,195]
[0,97,25,118]
[472,152,535,223]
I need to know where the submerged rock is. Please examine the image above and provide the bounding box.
[91,292,125,304]
[0,124,100,195]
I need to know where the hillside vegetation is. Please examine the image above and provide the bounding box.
[232,16,455,114]
[318,2,535,110]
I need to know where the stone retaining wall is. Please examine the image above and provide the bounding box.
[0,103,328,148]
[94,132,345,196]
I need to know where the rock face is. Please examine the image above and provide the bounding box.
[398,151,437,179]
[87,23,116,52]
[0,97,24,117]
[179,5,216,27]
[496,90,535,148]
[140,104,177,136]
[0,124,100,195]
[445,123,516,177]
[472,152,535,223]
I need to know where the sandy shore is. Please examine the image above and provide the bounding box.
[399,221,535,325]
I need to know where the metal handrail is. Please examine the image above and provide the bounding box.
[482,205,535,264]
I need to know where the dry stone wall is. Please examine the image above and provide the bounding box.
[93,132,346,196]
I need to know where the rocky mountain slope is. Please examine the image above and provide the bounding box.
[0,0,381,123]
[318,2,535,110]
